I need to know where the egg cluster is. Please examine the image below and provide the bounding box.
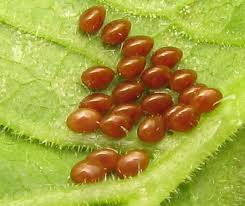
[68,6,223,184]
[71,149,149,184]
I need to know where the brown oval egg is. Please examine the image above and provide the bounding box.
[138,116,165,143]
[87,149,120,172]
[116,150,149,178]
[165,105,200,132]
[67,108,102,133]
[79,6,106,33]
[122,36,154,57]
[70,160,105,184]
[117,56,146,80]
[142,93,173,115]
[151,47,183,68]
[100,114,133,138]
[141,66,172,89]
[81,66,114,90]
[112,81,144,104]
[101,19,131,45]
[164,105,183,128]
[170,69,197,93]
[111,103,142,123]
[191,88,223,113]
[179,84,207,105]
[80,93,112,114]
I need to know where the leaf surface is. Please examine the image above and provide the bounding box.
[0,0,244,205]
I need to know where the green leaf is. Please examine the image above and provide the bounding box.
[0,0,244,205]
[162,128,245,206]
[98,0,245,46]
[0,130,87,199]
[0,129,244,206]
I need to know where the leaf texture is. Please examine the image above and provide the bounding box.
[0,0,244,205]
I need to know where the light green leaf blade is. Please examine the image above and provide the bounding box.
[162,129,245,206]
[98,0,245,46]
[0,128,244,206]
[0,0,244,205]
